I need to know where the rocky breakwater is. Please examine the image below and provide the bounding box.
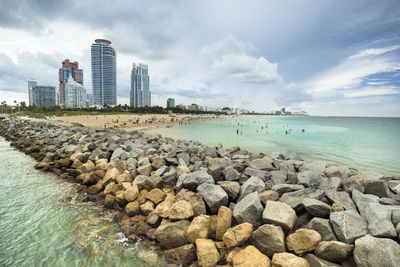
[1,117,400,267]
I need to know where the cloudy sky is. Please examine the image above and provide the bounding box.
[0,0,399,116]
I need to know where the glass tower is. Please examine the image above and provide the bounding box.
[27,79,37,106]
[130,63,151,108]
[31,86,57,107]
[91,39,116,106]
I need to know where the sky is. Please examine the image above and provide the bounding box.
[0,0,399,116]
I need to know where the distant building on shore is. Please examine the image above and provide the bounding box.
[86,93,93,107]
[91,39,116,106]
[130,63,151,108]
[27,79,37,106]
[177,104,186,110]
[64,76,86,108]
[166,98,175,109]
[32,86,57,108]
[187,103,199,111]
[59,59,83,105]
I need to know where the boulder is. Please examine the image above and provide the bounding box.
[155,220,190,249]
[197,184,228,214]
[270,171,288,185]
[183,171,214,191]
[124,184,139,202]
[244,167,270,181]
[353,235,400,267]
[137,163,152,176]
[110,147,124,161]
[232,245,271,267]
[195,239,220,267]
[216,206,232,240]
[319,177,341,192]
[297,171,324,188]
[262,201,296,232]
[315,241,353,263]
[351,189,379,218]
[251,224,285,257]
[208,163,223,181]
[365,203,396,238]
[168,200,194,220]
[237,176,265,201]
[140,201,155,216]
[104,194,116,209]
[164,244,197,266]
[303,198,331,218]
[233,192,263,228]
[272,184,305,196]
[223,166,240,181]
[307,218,337,241]
[218,181,240,201]
[342,177,364,193]
[286,228,321,255]
[303,254,341,267]
[162,169,177,186]
[272,252,310,267]
[125,201,140,217]
[330,211,368,244]
[324,166,341,178]
[145,188,166,204]
[325,191,357,211]
[103,167,120,185]
[154,194,175,218]
[151,156,166,169]
[280,188,325,212]
[132,175,148,190]
[259,190,279,205]
[365,180,391,198]
[222,223,253,248]
[249,158,274,170]
[186,214,211,243]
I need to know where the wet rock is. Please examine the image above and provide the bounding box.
[262,201,296,232]
[237,176,265,201]
[232,245,271,267]
[155,220,190,249]
[217,181,240,201]
[251,224,285,257]
[365,203,396,238]
[195,239,220,267]
[222,223,253,248]
[286,228,321,255]
[183,171,214,191]
[216,206,232,240]
[168,200,194,220]
[125,201,140,217]
[104,194,116,209]
[315,241,353,263]
[233,192,263,228]
[325,191,357,211]
[330,211,368,244]
[303,198,331,218]
[307,218,337,241]
[272,252,310,267]
[353,235,400,267]
[165,244,197,266]
[197,184,228,214]
[186,214,211,243]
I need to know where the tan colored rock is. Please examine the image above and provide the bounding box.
[126,201,140,217]
[138,189,148,204]
[195,239,220,267]
[324,166,342,178]
[286,228,321,255]
[103,167,120,183]
[151,156,165,169]
[104,181,118,195]
[262,201,297,231]
[104,194,116,209]
[69,152,84,162]
[155,194,175,218]
[186,215,211,243]
[115,190,126,205]
[169,200,194,220]
[216,206,232,240]
[331,202,345,212]
[396,223,400,235]
[71,159,83,169]
[232,245,271,267]
[116,171,132,184]
[271,252,310,267]
[165,243,197,266]
[87,182,102,195]
[259,190,279,205]
[315,241,354,263]
[222,223,253,248]
[121,182,132,190]
[146,188,166,204]
[351,173,363,180]
[124,184,139,202]
[137,163,152,176]
[140,200,155,216]
[177,165,191,177]
[226,248,241,265]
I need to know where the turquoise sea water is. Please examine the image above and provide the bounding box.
[0,137,168,267]
[144,116,400,175]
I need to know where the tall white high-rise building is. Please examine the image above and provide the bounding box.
[28,79,37,106]
[64,76,87,108]
[130,63,151,108]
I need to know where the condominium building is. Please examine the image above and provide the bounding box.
[59,59,83,105]
[86,94,93,107]
[130,63,151,108]
[64,76,86,108]
[27,79,37,106]
[167,98,175,109]
[91,39,116,106]
[32,86,57,108]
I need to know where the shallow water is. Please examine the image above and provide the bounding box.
[0,137,169,267]
[144,116,400,175]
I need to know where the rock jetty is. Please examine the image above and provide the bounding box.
[1,117,400,267]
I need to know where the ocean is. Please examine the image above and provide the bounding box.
[144,116,400,175]
[0,137,168,267]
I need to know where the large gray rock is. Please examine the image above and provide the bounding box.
[270,171,287,185]
[307,218,337,241]
[249,158,274,171]
[353,235,400,267]
[218,181,240,201]
[280,188,325,212]
[271,184,305,196]
[315,241,354,263]
[342,177,364,193]
[330,211,368,244]
[251,224,285,257]
[319,177,341,192]
[351,189,379,218]
[110,147,124,161]
[303,254,341,267]
[162,169,177,186]
[365,203,397,238]
[197,183,228,214]
[262,201,296,232]
[182,171,214,191]
[300,161,326,173]
[243,167,270,181]
[303,198,331,218]
[365,180,392,198]
[325,191,357,211]
[177,152,190,166]
[237,176,265,201]
[297,171,325,188]
[233,192,263,228]
[392,207,400,225]
[223,166,240,181]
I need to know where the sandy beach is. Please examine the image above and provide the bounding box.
[46,113,232,130]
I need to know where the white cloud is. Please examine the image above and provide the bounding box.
[342,86,400,98]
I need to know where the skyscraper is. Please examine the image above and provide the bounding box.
[28,79,37,106]
[59,59,83,105]
[91,39,116,106]
[130,63,151,108]
[167,98,175,109]
[64,76,86,108]
[32,86,57,107]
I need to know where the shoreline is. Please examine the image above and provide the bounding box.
[1,117,399,266]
